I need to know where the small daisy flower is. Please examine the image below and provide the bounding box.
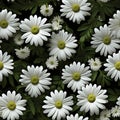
[14,32,24,45]
[0,91,27,120]
[66,113,89,120]
[98,109,111,120]
[116,96,120,106]
[42,90,73,120]
[48,30,78,61]
[88,58,102,71]
[60,0,91,24]
[62,61,91,92]
[15,46,30,59]
[52,16,63,24]
[91,24,120,56]
[19,65,52,97]
[52,21,62,31]
[40,4,54,17]
[0,50,14,82]
[111,106,120,118]
[0,9,19,40]
[97,0,110,2]
[104,51,120,82]
[46,56,58,69]
[109,10,120,38]
[19,15,51,46]
[77,84,108,116]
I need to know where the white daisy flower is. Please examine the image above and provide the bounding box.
[40,4,54,17]
[52,21,62,31]
[111,106,120,118]
[98,109,111,120]
[104,51,120,82]
[66,113,89,120]
[60,0,91,24]
[91,24,120,56]
[109,10,120,38]
[48,30,78,61]
[116,96,120,106]
[52,16,63,24]
[19,65,52,97]
[88,58,102,71]
[46,56,58,69]
[0,91,27,120]
[14,32,24,45]
[19,15,51,46]
[97,0,110,2]
[0,9,19,40]
[0,50,14,82]
[77,84,108,116]
[42,90,73,120]
[15,46,30,59]
[62,61,91,92]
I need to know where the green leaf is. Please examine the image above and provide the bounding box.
[28,99,36,115]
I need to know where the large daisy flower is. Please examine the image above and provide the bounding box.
[60,0,91,24]
[19,15,51,46]
[42,90,73,120]
[104,51,120,82]
[48,30,78,61]
[109,10,120,38]
[77,84,108,116]
[0,9,19,40]
[91,24,120,56]
[19,65,52,97]
[0,91,27,120]
[62,61,91,92]
[0,50,14,82]
[66,114,89,120]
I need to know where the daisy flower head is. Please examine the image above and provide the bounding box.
[66,113,89,120]
[104,51,120,82]
[0,91,27,120]
[40,4,54,17]
[42,90,73,120]
[91,24,120,56]
[0,50,14,82]
[116,96,120,106]
[19,15,51,46]
[77,84,108,116]
[88,58,102,71]
[60,0,91,24]
[109,10,120,38]
[111,105,120,118]
[0,9,19,40]
[48,30,78,61]
[14,32,24,45]
[19,65,52,97]
[62,61,91,92]
[46,56,58,70]
[15,46,30,59]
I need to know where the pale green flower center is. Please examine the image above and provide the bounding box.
[0,61,4,70]
[55,100,63,109]
[31,75,39,85]
[57,40,65,49]
[31,26,39,34]
[72,3,80,12]
[7,101,16,110]
[115,61,120,70]
[0,19,8,28]
[103,36,111,45]
[93,62,98,66]
[87,93,96,103]
[50,61,54,65]
[45,8,49,13]
[72,72,81,81]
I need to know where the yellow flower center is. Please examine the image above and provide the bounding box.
[72,72,81,81]
[0,19,8,28]
[31,26,39,34]
[31,75,39,85]
[7,101,16,110]
[103,36,111,45]
[0,61,4,70]
[114,61,120,70]
[57,40,65,49]
[87,93,96,103]
[55,100,63,109]
[72,3,80,12]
